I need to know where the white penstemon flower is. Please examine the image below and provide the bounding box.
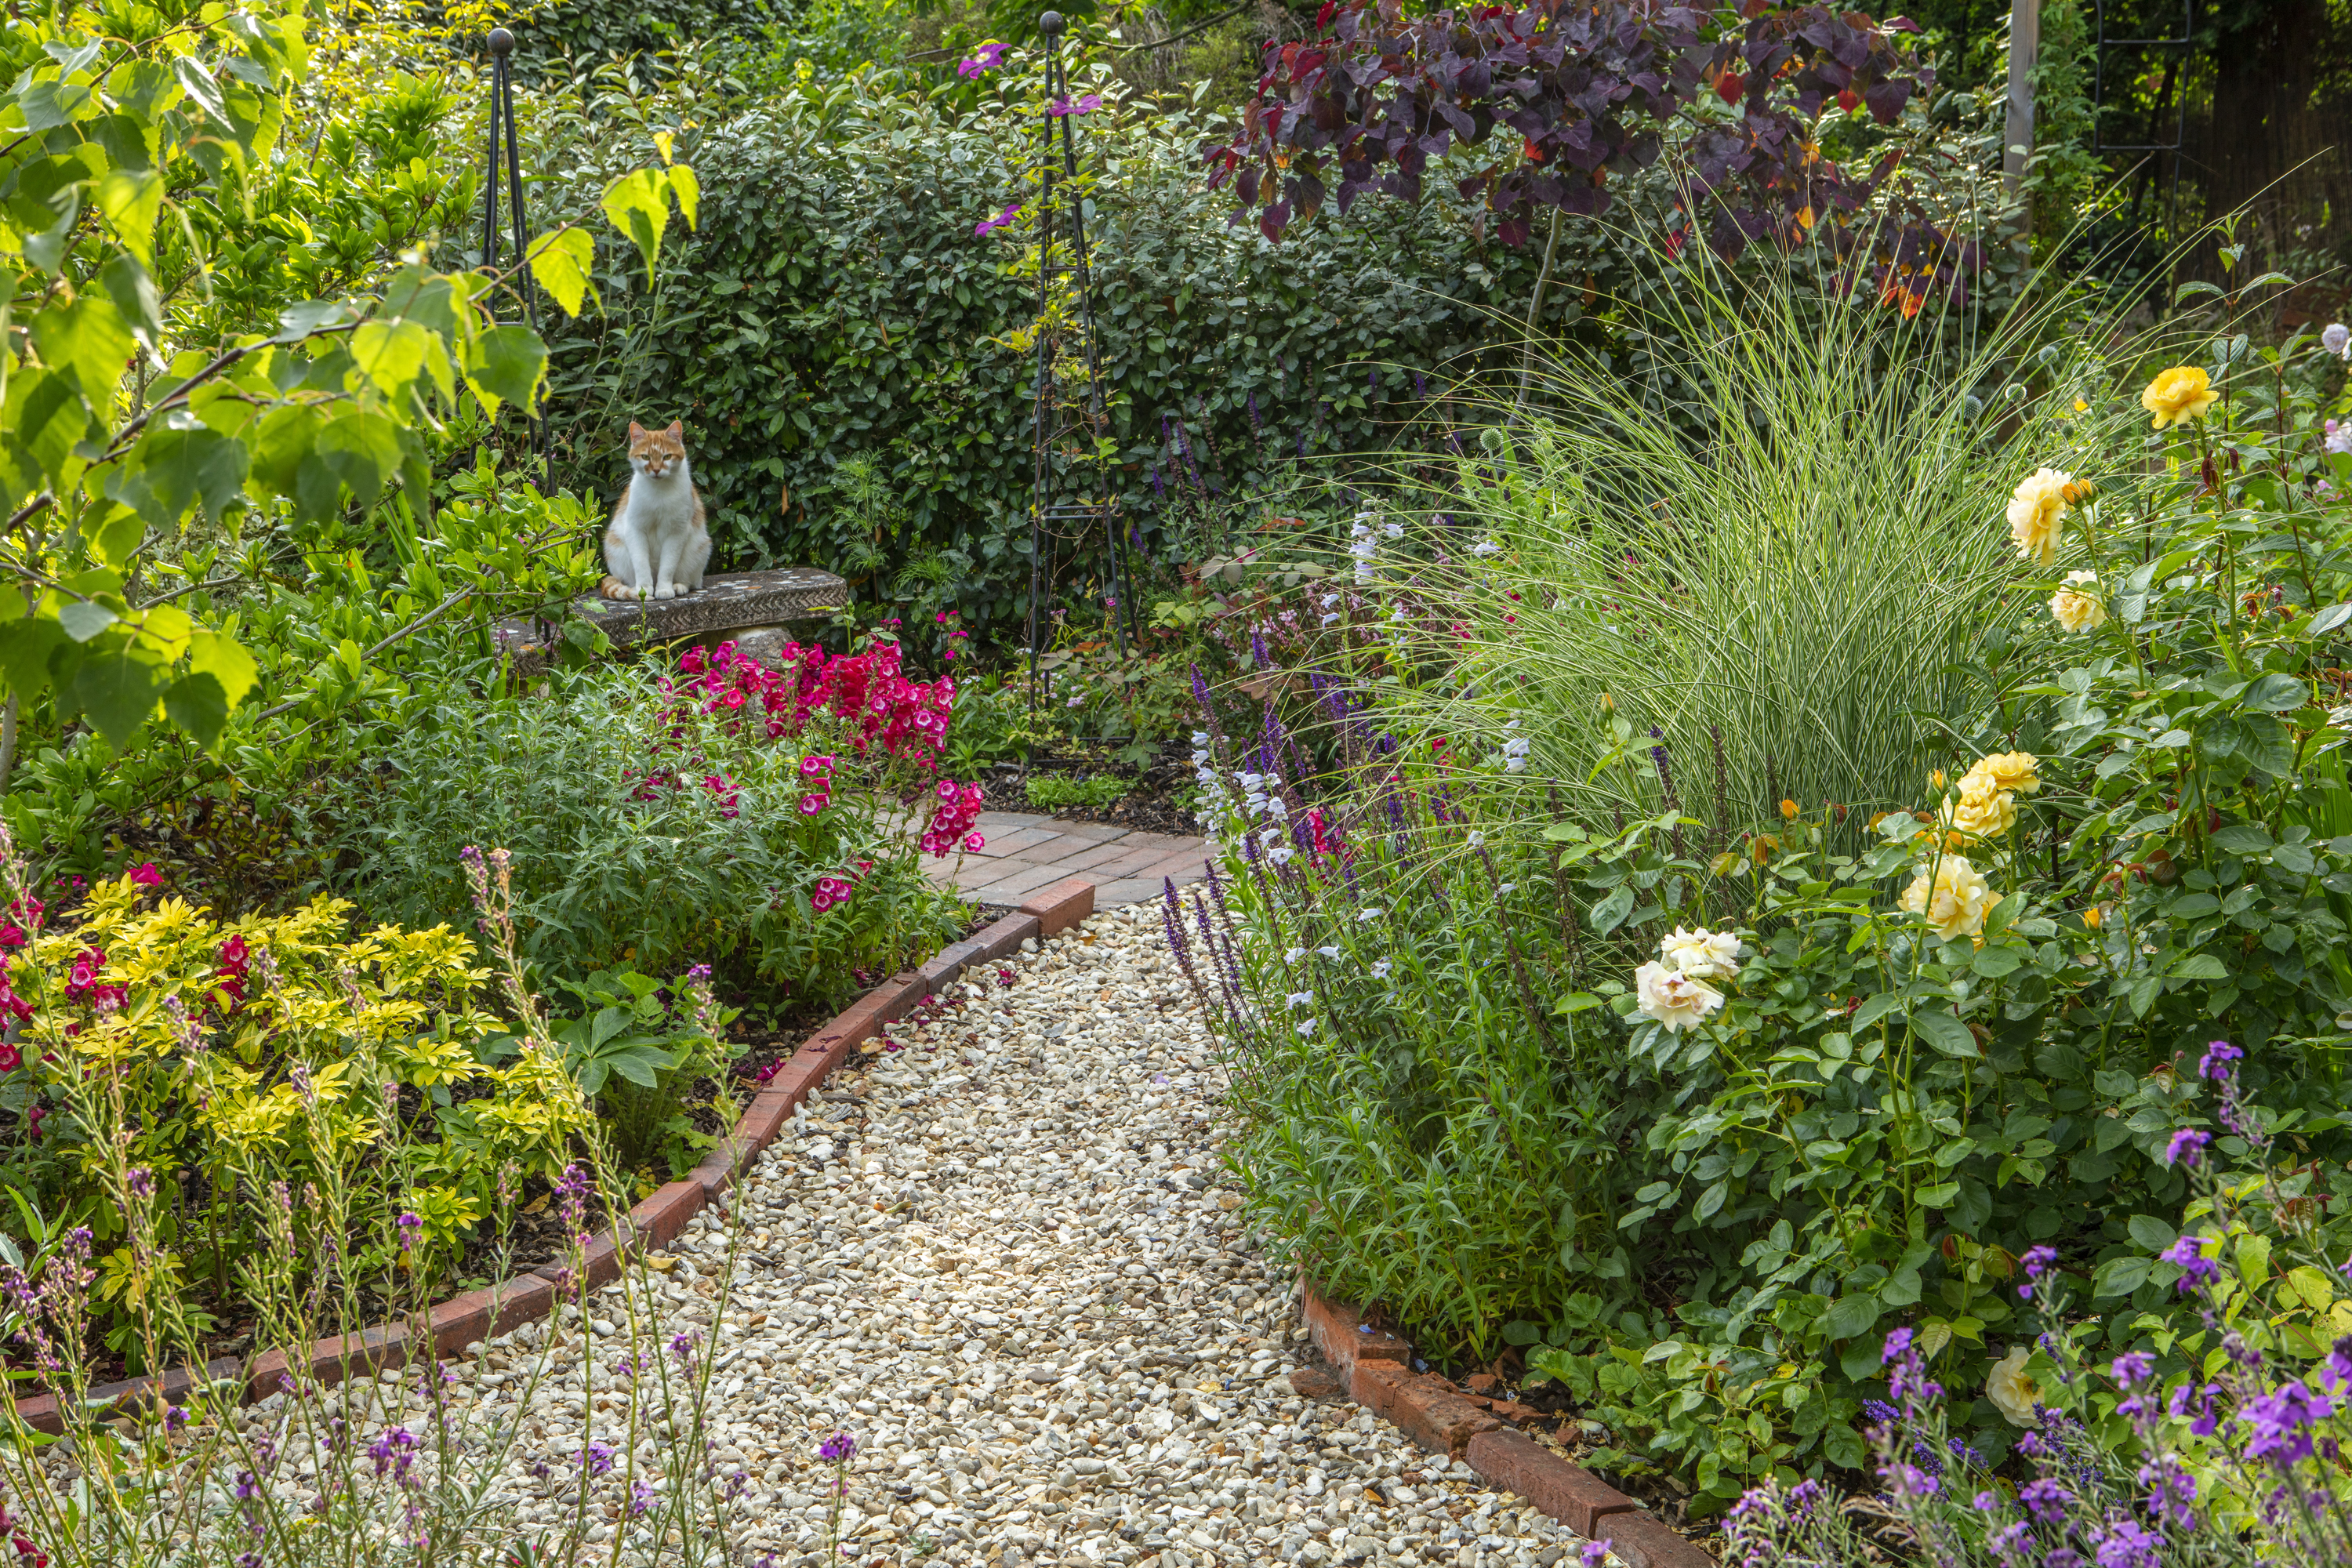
[1370,959,1392,980]
[1285,992,1315,1010]
[1316,946,1341,960]
[1470,538,1502,557]
[1284,946,1307,964]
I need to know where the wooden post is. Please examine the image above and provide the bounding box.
[2002,0,2042,211]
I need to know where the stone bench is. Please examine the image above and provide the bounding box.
[495,568,849,674]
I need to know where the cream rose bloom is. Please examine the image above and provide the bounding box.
[1939,774,2017,846]
[1635,960,1723,1033]
[2049,570,2107,633]
[2006,467,2074,566]
[1986,1345,2042,1427]
[1900,854,1995,941]
[1963,750,2042,797]
[1661,926,1742,981]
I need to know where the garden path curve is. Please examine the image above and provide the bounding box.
[926,813,1210,911]
[474,898,1606,1567]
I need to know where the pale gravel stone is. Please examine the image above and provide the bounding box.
[281,902,1617,1566]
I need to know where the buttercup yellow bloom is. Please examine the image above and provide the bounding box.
[1900,854,1995,941]
[2006,467,2074,565]
[2049,570,2107,633]
[2141,365,2218,428]
[1965,750,2042,797]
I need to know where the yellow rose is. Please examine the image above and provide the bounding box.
[2049,570,2107,633]
[1939,775,2017,846]
[1964,750,2042,797]
[2005,467,2074,566]
[2140,365,2218,428]
[1900,854,1994,941]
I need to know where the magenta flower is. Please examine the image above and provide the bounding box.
[974,202,1022,237]
[125,862,162,887]
[799,792,829,815]
[1047,93,1103,116]
[964,831,985,851]
[956,41,1007,78]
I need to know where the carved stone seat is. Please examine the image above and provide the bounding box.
[495,568,849,674]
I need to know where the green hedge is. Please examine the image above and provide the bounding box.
[535,75,1677,635]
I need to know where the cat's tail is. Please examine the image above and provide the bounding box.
[599,575,641,601]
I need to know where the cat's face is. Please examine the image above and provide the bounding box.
[626,420,688,478]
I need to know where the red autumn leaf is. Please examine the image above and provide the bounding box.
[1716,71,1746,103]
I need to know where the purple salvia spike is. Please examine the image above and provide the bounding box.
[1414,372,1428,399]
[1250,626,1269,670]
[1191,662,1212,712]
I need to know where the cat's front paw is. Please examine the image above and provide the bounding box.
[655,583,680,601]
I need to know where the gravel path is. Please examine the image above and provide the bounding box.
[436,902,1601,1565]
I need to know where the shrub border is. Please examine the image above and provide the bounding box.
[1299,1279,1716,1568]
[12,876,1101,1437]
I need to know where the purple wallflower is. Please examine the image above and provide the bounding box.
[2111,1351,2153,1388]
[2019,1477,2075,1523]
[2244,1381,2334,1467]
[629,1478,655,1516]
[2094,1520,2166,1568]
[819,1431,857,1463]
[2198,1040,2243,1080]
[2165,1127,2210,1167]
[580,1439,617,1478]
[2161,1233,2221,1293]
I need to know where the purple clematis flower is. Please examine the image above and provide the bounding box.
[957,42,1008,78]
[974,203,1022,237]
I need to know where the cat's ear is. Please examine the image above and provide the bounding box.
[665,421,684,440]
[628,421,646,441]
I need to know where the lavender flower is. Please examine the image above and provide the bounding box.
[2165,1127,2209,1167]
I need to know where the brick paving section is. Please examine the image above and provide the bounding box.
[930,811,1210,909]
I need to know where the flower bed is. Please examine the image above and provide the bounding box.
[0,876,1098,1436]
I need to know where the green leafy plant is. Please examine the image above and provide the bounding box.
[534,966,742,1179]
[1024,772,1131,811]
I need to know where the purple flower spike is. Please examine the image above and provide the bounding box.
[819,1430,858,1463]
[2198,1040,2243,1080]
[2165,1127,2209,1167]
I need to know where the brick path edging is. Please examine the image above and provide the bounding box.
[4,879,1101,1438]
[1299,1280,1717,1568]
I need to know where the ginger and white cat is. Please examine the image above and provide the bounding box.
[601,420,712,601]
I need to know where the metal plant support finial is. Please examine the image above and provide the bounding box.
[481,27,543,456]
[1025,9,1138,728]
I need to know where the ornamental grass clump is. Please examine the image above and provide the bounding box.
[1358,244,2143,829]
